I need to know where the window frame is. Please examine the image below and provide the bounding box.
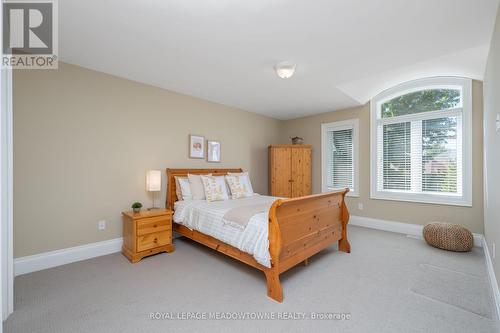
[321,119,359,197]
[370,77,472,206]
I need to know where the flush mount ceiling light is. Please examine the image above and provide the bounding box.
[274,61,296,79]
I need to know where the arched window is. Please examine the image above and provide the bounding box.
[370,77,472,206]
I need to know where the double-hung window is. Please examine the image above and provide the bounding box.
[370,77,472,206]
[321,119,359,196]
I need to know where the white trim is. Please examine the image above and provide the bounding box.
[0,3,3,324]
[374,81,467,111]
[3,68,13,320]
[483,237,500,320]
[376,108,463,126]
[321,119,359,197]
[368,192,473,207]
[370,77,473,207]
[0,7,14,319]
[14,238,123,277]
[349,215,483,248]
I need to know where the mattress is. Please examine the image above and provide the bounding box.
[173,195,278,267]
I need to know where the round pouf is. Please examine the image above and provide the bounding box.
[423,222,473,252]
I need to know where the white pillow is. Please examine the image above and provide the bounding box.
[175,177,192,201]
[188,173,212,200]
[227,172,254,194]
[200,175,229,202]
[226,174,254,199]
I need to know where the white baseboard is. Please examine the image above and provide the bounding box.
[349,215,483,248]
[14,238,123,276]
[482,236,500,320]
[11,216,485,278]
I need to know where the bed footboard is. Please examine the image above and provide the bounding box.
[265,189,350,302]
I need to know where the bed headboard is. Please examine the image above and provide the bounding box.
[166,168,243,210]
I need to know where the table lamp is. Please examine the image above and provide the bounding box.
[146,170,161,210]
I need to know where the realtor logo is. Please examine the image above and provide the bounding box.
[2,0,58,69]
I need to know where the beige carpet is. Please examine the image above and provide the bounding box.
[4,226,499,333]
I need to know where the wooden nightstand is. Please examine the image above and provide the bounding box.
[121,208,175,263]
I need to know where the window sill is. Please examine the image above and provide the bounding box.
[322,188,358,197]
[370,192,472,207]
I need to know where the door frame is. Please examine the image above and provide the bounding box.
[1,0,15,321]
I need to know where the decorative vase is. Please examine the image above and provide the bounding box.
[291,136,304,145]
[133,208,141,213]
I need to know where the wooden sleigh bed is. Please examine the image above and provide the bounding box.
[166,168,350,302]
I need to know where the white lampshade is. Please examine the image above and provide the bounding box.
[146,170,161,192]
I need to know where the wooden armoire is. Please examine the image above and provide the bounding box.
[269,145,312,198]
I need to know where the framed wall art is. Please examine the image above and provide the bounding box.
[207,140,221,162]
[189,135,205,159]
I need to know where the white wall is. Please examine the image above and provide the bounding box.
[484,5,500,290]
[1,0,14,322]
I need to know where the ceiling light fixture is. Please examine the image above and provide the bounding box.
[274,61,296,79]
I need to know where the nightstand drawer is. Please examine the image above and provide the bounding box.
[136,216,171,236]
[137,230,170,252]
[122,208,174,263]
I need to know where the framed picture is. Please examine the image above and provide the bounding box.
[189,135,205,159]
[207,140,221,162]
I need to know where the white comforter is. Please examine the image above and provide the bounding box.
[173,195,277,268]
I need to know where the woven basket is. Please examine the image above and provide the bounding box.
[423,222,473,252]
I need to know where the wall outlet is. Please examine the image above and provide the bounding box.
[496,114,500,133]
[98,220,106,230]
[357,203,364,210]
[493,242,496,259]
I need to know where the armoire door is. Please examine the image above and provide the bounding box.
[270,147,292,197]
[291,147,311,197]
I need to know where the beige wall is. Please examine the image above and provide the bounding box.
[281,81,484,233]
[13,62,487,258]
[13,62,282,257]
[484,7,500,289]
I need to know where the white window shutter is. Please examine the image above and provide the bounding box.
[327,128,353,190]
[421,116,461,195]
[378,122,411,191]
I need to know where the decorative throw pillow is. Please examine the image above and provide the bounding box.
[226,175,254,199]
[175,177,192,201]
[188,173,212,200]
[200,175,229,202]
[227,172,254,195]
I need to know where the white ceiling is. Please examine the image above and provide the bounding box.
[60,0,499,120]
